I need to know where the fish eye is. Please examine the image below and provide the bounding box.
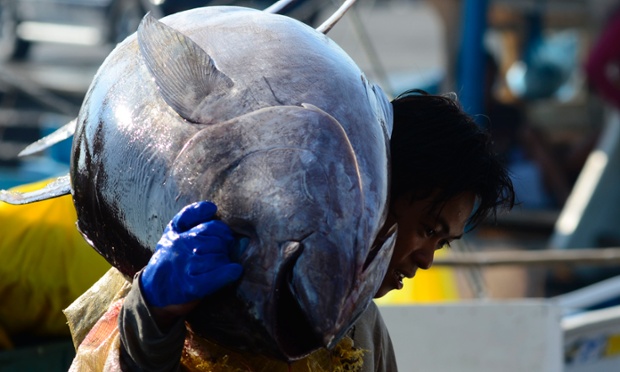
[231,235,250,260]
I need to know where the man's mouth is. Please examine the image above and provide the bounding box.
[394,270,406,289]
[394,269,416,290]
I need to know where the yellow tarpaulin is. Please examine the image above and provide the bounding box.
[0,179,111,349]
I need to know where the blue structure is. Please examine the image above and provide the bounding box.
[456,0,489,126]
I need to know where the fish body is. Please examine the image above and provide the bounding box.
[29,6,395,360]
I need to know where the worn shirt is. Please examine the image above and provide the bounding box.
[118,272,398,371]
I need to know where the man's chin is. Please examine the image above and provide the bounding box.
[373,285,390,299]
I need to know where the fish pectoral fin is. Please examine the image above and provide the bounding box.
[137,13,233,124]
[19,118,77,157]
[0,174,71,205]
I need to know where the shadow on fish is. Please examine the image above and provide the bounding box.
[0,0,396,361]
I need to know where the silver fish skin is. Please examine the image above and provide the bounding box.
[70,6,394,361]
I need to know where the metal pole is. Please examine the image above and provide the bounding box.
[434,247,620,267]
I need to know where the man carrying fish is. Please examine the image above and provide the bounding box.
[113,90,515,371]
[0,2,514,370]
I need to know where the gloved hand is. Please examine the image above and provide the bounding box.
[140,201,243,308]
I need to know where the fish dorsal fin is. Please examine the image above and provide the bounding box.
[137,13,233,124]
[19,118,77,157]
[0,174,71,205]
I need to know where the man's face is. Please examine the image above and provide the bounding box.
[374,190,475,298]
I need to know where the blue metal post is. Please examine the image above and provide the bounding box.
[457,0,489,126]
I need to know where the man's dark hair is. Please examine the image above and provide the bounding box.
[390,89,515,228]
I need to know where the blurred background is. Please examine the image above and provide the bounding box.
[0,0,619,370]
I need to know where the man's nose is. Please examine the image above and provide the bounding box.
[412,244,436,270]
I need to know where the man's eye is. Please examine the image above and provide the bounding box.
[425,228,436,237]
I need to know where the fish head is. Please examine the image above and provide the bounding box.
[170,103,395,359]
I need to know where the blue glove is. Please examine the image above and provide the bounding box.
[140,201,243,308]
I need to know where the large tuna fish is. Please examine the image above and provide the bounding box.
[0,1,395,361]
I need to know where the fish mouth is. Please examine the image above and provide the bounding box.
[186,235,369,361]
[272,241,323,359]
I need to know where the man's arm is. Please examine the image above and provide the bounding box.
[118,274,187,371]
[117,201,243,371]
